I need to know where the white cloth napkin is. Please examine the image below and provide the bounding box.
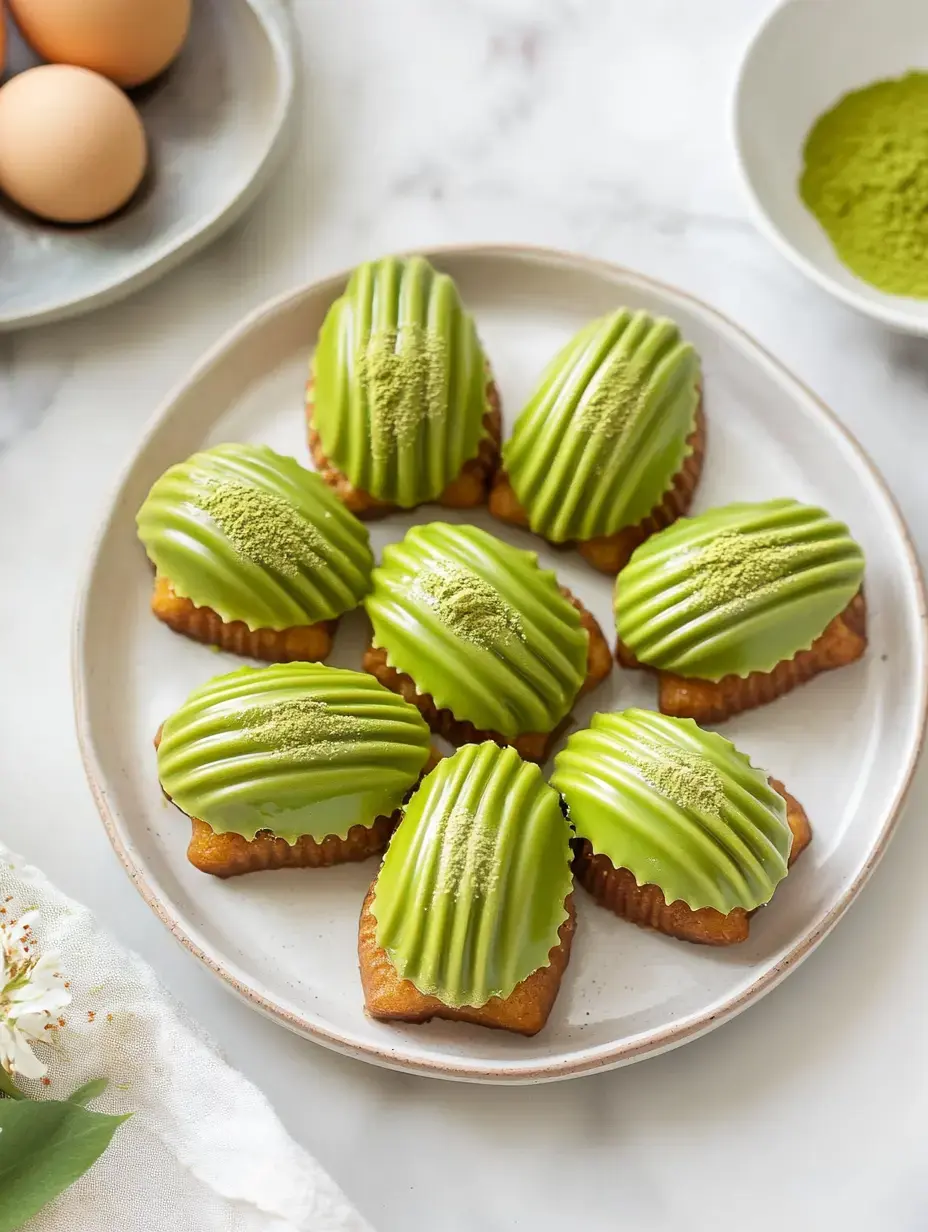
[0,843,372,1232]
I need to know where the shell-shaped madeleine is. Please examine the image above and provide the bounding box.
[311,255,490,507]
[137,443,373,631]
[503,309,700,542]
[372,743,573,1008]
[157,663,432,843]
[551,709,791,914]
[615,499,865,680]
[364,523,589,738]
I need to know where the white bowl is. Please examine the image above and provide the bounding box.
[733,0,928,334]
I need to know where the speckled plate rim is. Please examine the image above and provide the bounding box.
[73,244,928,1083]
[0,0,296,332]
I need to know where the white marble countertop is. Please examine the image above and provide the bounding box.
[4,1,928,1228]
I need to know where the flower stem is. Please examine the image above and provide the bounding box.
[0,1067,26,1100]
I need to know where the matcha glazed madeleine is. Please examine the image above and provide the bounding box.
[362,523,613,763]
[490,308,705,574]
[156,663,435,877]
[307,255,501,517]
[360,743,576,1035]
[136,443,374,662]
[614,499,867,722]
[551,710,812,946]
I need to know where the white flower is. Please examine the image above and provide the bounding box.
[0,910,71,1080]
[0,1020,47,1080]
[8,952,70,1017]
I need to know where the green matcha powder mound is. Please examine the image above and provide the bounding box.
[800,71,928,298]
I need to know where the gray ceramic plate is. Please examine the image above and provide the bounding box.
[74,247,927,1083]
[0,0,294,330]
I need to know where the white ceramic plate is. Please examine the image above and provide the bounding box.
[0,0,294,330]
[733,0,928,334]
[74,247,927,1083]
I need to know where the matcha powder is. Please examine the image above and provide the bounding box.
[199,481,324,577]
[575,363,645,440]
[695,531,799,612]
[357,325,447,460]
[434,804,499,900]
[630,744,725,818]
[243,698,360,759]
[800,71,928,297]
[413,562,524,649]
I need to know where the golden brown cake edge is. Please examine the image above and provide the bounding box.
[571,779,813,946]
[150,575,338,663]
[616,590,867,723]
[359,887,577,1036]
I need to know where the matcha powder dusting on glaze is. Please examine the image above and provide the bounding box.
[800,71,928,297]
[413,562,525,650]
[242,698,361,760]
[357,324,448,461]
[574,363,645,440]
[198,482,324,577]
[433,804,499,900]
[629,743,726,818]
[694,531,800,612]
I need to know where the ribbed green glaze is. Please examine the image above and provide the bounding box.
[157,663,432,843]
[364,523,589,738]
[311,255,490,507]
[552,709,791,913]
[615,499,865,680]
[137,443,373,631]
[502,310,700,542]
[372,743,572,1008]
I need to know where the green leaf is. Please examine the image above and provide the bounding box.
[0,1100,131,1232]
[67,1078,108,1108]
[0,1070,25,1101]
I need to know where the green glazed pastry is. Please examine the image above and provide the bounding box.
[311,255,493,507]
[364,522,590,739]
[157,663,432,843]
[372,742,573,1008]
[501,309,701,542]
[615,499,865,681]
[551,709,792,915]
[137,443,373,631]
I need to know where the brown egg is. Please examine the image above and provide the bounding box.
[0,65,147,223]
[9,0,191,88]
[0,3,5,76]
